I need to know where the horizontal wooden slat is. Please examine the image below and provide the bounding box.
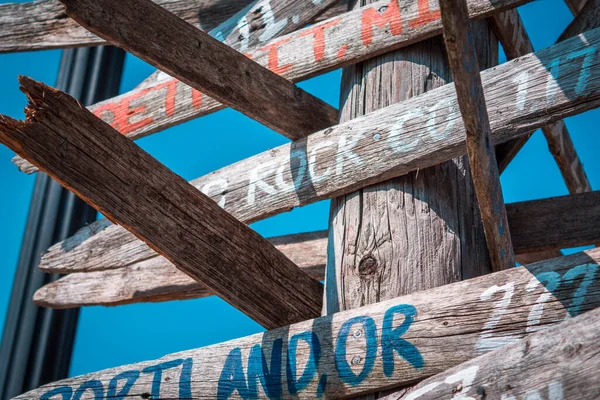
[383,300,600,399]
[0,77,323,330]
[0,0,252,53]
[57,0,338,140]
[0,0,349,55]
[35,191,600,308]
[16,248,600,399]
[14,0,534,173]
[37,28,600,276]
[492,5,596,184]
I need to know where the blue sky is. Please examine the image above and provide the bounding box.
[0,0,598,378]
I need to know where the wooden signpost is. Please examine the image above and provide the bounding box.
[0,0,598,398]
[12,248,600,399]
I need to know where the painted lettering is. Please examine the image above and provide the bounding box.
[381,304,424,376]
[275,149,307,191]
[335,130,364,176]
[107,370,140,400]
[258,37,294,75]
[40,387,73,400]
[387,110,427,154]
[247,160,278,205]
[562,263,598,316]
[475,282,520,352]
[308,141,335,183]
[141,358,192,399]
[218,348,249,399]
[247,340,283,398]
[72,380,104,400]
[286,331,321,395]
[335,316,378,386]
[526,271,562,333]
[298,18,342,62]
[201,179,229,208]
[408,0,441,28]
[361,0,403,47]
[404,366,479,400]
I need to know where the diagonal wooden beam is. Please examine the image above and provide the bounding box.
[15,248,600,399]
[34,191,600,309]
[383,303,600,399]
[0,77,323,330]
[559,0,598,42]
[565,0,587,15]
[14,0,537,174]
[0,0,347,54]
[58,0,338,140]
[491,6,595,193]
[36,29,600,277]
[0,0,253,53]
[135,0,344,90]
[440,0,515,272]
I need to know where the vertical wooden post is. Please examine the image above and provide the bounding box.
[324,0,498,323]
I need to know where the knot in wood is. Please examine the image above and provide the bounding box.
[358,255,378,278]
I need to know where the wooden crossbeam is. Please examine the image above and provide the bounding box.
[0,0,347,54]
[492,6,595,191]
[560,0,599,42]
[35,191,600,308]
[440,0,515,272]
[57,0,338,140]
[0,0,252,53]
[15,248,600,399]
[14,0,533,173]
[565,0,587,15]
[135,0,344,92]
[382,303,600,399]
[37,29,600,276]
[0,77,323,330]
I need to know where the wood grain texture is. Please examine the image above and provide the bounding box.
[36,29,600,278]
[440,0,514,272]
[15,0,533,173]
[0,77,323,330]
[559,0,599,42]
[16,248,600,399]
[34,191,600,308]
[58,0,338,140]
[565,0,587,16]
[0,0,253,53]
[134,0,344,93]
[384,300,600,400]
[35,230,329,308]
[491,6,594,195]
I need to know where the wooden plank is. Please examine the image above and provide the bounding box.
[14,0,534,173]
[36,29,600,276]
[58,0,338,140]
[0,77,323,330]
[559,0,599,42]
[35,191,600,308]
[440,0,514,272]
[134,0,344,92]
[15,247,600,399]
[491,7,596,187]
[565,0,587,16]
[0,0,253,53]
[34,231,329,308]
[383,302,600,400]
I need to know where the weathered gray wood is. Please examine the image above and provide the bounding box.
[383,300,600,400]
[565,0,587,16]
[491,6,595,195]
[36,30,600,278]
[135,0,343,93]
[34,191,600,308]
[35,230,329,308]
[0,77,323,330]
[15,248,600,399]
[0,0,254,53]
[14,0,534,173]
[58,0,338,140]
[559,0,599,42]
[440,0,514,272]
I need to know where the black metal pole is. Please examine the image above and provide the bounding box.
[0,46,125,399]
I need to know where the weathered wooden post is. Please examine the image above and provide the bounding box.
[323,0,499,381]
